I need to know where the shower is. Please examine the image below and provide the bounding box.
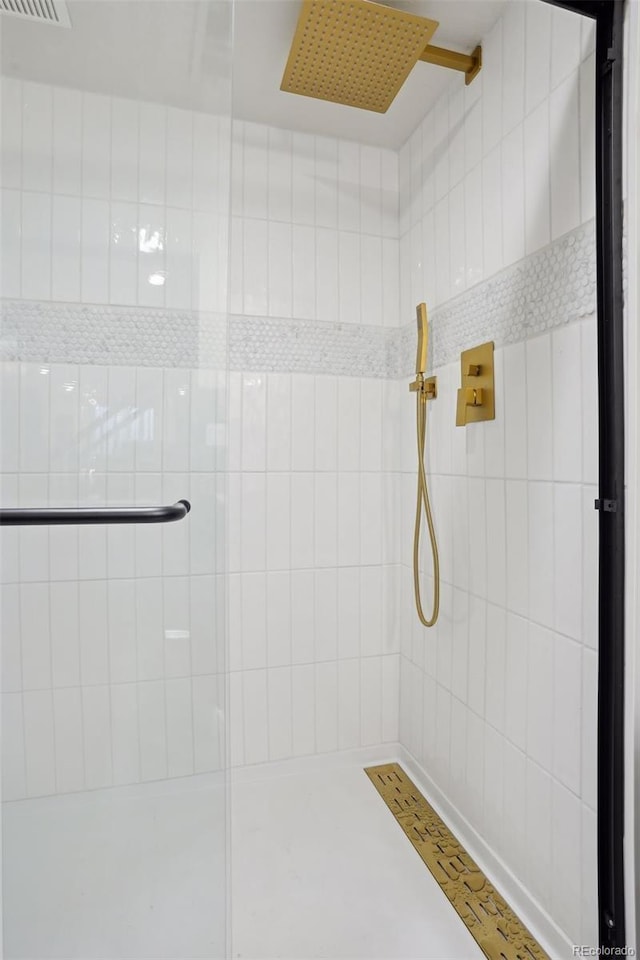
[409,302,439,627]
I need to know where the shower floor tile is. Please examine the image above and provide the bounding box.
[231,761,484,959]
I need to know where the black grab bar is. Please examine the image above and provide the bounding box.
[0,500,191,526]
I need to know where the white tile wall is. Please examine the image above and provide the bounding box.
[229,120,399,327]
[226,371,401,766]
[396,1,598,950]
[0,361,226,801]
[2,5,600,949]
[1,76,229,800]
[1,77,230,313]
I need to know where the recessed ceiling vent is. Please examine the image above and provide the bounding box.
[0,0,71,27]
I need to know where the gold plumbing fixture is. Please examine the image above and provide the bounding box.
[410,303,439,628]
[455,341,495,427]
[365,764,550,960]
[280,0,482,115]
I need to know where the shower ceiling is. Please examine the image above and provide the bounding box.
[0,0,507,148]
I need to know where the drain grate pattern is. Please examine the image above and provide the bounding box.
[365,763,549,960]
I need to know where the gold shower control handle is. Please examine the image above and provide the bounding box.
[455,342,495,427]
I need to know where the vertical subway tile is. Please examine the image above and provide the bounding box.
[108,578,137,683]
[111,682,140,785]
[138,680,167,781]
[338,567,360,660]
[315,136,338,229]
[244,122,269,220]
[166,107,193,208]
[53,87,82,195]
[524,101,551,256]
[138,103,166,206]
[53,688,84,794]
[525,0,552,114]
[138,203,166,307]
[464,166,483,289]
[267,126,292,222]
[166,678,195,777]
[528,482,555,629]
[1,188,21,298]
[21,193,51,300]
[552,323,583,481]
[194,674,224,772]
[338,140,360,233]
[502,0,525,134]
[82,93,111,199]
[485,603,506,733]
[2,693,26,800]
[243,670,269,764]
[486,479,507,609]
[360,656,382,747]
[22,82,52,193]
[579,55,596,224]
[1,583,21,692]
[52,196,81,302]
[551,6,583,91]
[193,113,219,211]
[501,125,525,267]
[111,97,139,202]
[165,206,192,310]
[526,334,553,481]
[267,570,291,667]
[79,580,109,685]
[292,224,316,319]
[292,663,315,756]
[551,780,582,943]
[316,227,339,323]
[550,73,581,241]
[481,148,502,279]
[20,582,51,690]
[82,198,110,303]
[449,182,465,296]
[526,624,554,771]
[268,221,292,317]
[292,132,315,225]
[525,759,552,910]
[434,197,450,305]
[315,661,338,753]
[268,666,293,760]
[505,612,528,751]
[338,231,360,324]
[2,77,22,189]
[291,569,314,664]
[505,479,529,618]
[553,633,582,794]
[23,690,56,797]
[554,483,582,641]
[482,18,503,156]
[503,341,528,478]
[243,218,268,315]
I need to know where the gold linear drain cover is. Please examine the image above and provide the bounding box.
[365,764,550,960]
[281,0,439,113]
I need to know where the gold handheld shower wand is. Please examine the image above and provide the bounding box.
[409,303,440,627]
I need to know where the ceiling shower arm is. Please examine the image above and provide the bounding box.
[0,500,191,526]
[418,43,482,85]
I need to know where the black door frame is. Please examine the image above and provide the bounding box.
[541,0,626,949]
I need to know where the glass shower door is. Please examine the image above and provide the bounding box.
[0,2,231,956]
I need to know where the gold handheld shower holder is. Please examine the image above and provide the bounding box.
[410,303,439,628]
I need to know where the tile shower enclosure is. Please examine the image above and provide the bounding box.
[1,1,597,955]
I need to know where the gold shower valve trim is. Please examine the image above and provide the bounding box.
[365,763,550,960]
[456,340,495,427]
[281,0,481,114]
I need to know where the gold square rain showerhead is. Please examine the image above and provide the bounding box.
[280,0,439,114]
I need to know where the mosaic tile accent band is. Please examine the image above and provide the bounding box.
[0,300,227,368]
[1,220,595,375]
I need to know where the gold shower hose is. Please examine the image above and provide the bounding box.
[413,381,440,627]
